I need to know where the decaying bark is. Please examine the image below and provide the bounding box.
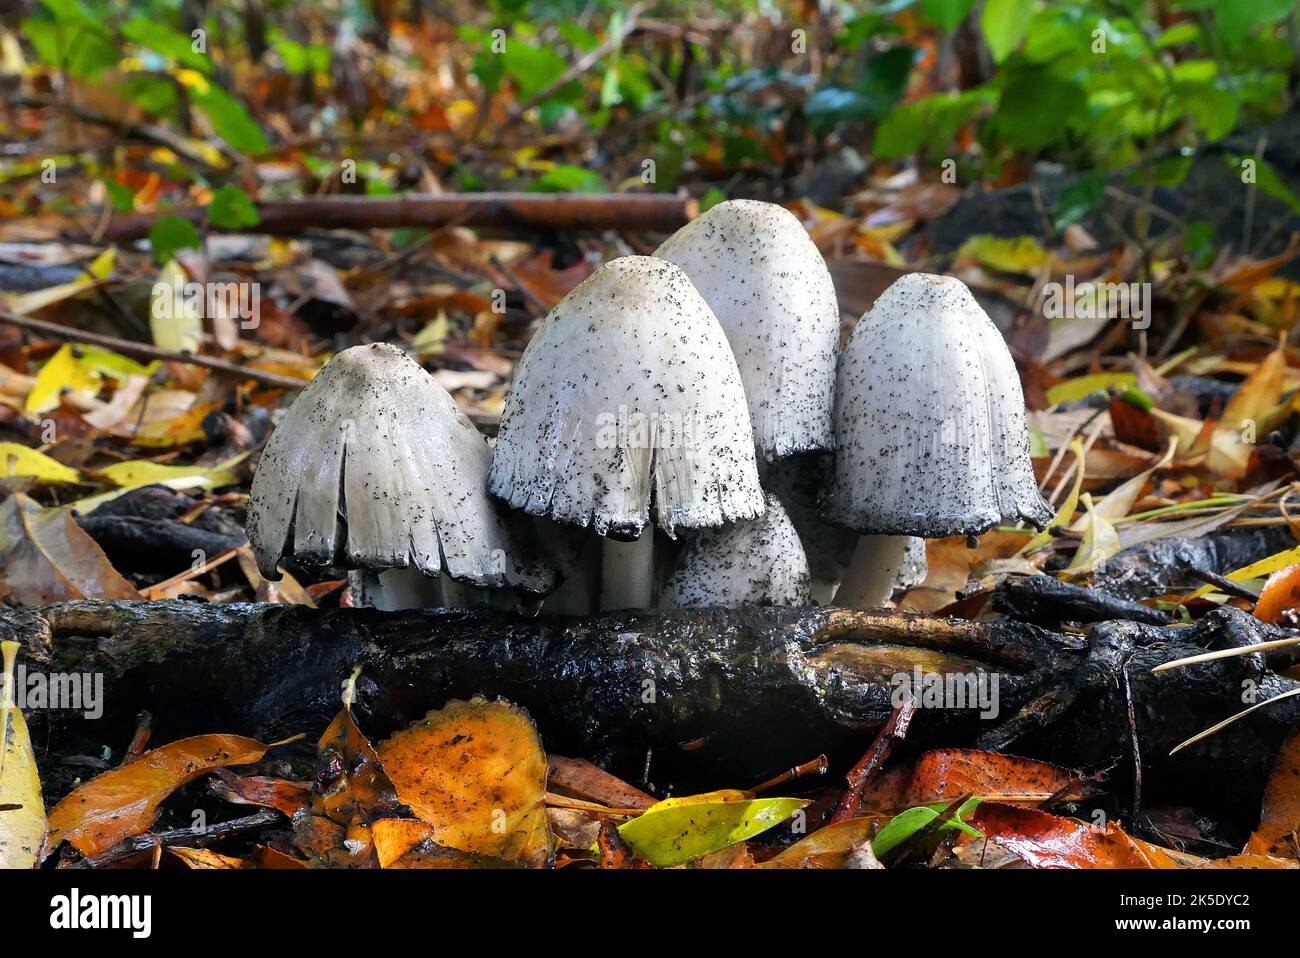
[2,601,1296,819]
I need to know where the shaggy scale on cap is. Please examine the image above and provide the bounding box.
[246,342,555,594]
[660,493,810,608]
[826,272,1052,537]
[488,255,764,539]
[655,199,839,460]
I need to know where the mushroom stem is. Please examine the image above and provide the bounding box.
[600,531,656,610]
[354,568,442,610]
[834,535,912,609]
[543,536,601,615]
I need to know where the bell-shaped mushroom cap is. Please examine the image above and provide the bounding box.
[825,272,1052,537]
[488,255,764,539]
[655,199,838,461]
[246,342,556,594]
[661,493,810,607]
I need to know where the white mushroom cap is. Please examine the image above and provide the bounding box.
[826,272,1052,537]
[661,493,810,608]
[655,199,839,460]
[488,255,764,539]
[247,342,556,594]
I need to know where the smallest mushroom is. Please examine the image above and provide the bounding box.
[660,493,811,608]
[246,342,555,609]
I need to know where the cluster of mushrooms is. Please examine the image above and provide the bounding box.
[246,199,1053,614]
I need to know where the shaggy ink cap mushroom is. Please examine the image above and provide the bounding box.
[246,342,556,595]
[488,255,765,540]
[655,199,839,461]
[826,272,1052,538]
[661,492,811,608]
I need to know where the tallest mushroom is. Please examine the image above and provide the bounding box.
[654,198,838,461]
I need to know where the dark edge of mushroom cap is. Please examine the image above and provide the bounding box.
[488,255,765,539]
[655,199,839,462]
[246,342,557,594]
[825,272,1053,538]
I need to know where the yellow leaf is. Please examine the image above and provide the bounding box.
[1072,438,1176,528]
[1045,372,1135,407]
[1019,439,1085,556]
[3,249,114,316]
[0,640,45,868]
[616,789,808,867]
[1221,341,1286,432]
[0,443,79,483]
[149,259,203,354]
[24,344,102,413]
[956,235,1048,274]
[91,452,246,491]
[1186,544,1300,601]
[1066,493,1121,572]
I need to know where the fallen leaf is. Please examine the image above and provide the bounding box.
[24,343,102,414]
[968,803,1176,868]
[168,846,245,869]
[0,641,45,867]
[47,733,290,856]
[1253,565,1300,624]
[616,790,808,867]
[1245,729,1300,859]
[149,259,204,354]
[0,442,80,483]
[755,817,885,869]
[0,494,138,604]
[378,697,554,867]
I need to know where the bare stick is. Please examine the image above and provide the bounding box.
[64,192,696,243]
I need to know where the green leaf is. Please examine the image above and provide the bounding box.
[122,74,181,118]
[921,0,975,31]
[501,41,571,100]
[102,179,136,214]
[616,790,808,867]
[873,91,984,158]
[1054,174,1104,230]
[700,187,726,213]
[981,0,1033,62]
[1175,82,1238,140]
[193,87,269,156]
[276,38,331,75]
[528,165,604,193]
[121,17,211,73]
[873,798,982,859]
[1214,0,1291,45]
[996,71,1086,149]
[1232,154,1300,215]
[148,215,201,265]
[207,185,260,229]
[20,16,119,78]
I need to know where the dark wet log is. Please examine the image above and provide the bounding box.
[993,575,1171,627]
[65,193,697,243]
[1089,525,1296,600]
[2,601,1296,821]
[76,517,245,577]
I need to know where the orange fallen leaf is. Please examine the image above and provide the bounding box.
[378,697,553,867]
[967,803,1177,869]
[860,749,1087,811]
[1245,729,1300,859]
[1253,565,1300,624]
[47,734,292,856]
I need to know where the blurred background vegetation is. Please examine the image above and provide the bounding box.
[1,1,1298,257]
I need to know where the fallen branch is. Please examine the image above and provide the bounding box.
[64,192,697,243]
[4,600,1297,820]
[0,309,308,392]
